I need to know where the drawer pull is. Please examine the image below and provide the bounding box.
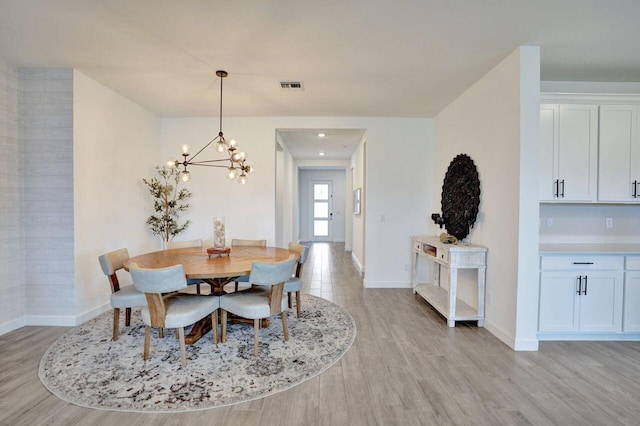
[572,262,594,265]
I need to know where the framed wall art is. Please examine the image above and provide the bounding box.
[353,187,361,215]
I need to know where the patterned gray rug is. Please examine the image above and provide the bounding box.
[39,294,356,413]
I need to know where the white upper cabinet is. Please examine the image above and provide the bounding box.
[598,105,640,202]
[539,104,599,202]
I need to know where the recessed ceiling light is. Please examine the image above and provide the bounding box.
[319,152,325,156]
[318,133,326,138]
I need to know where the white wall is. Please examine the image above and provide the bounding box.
[161,117,432,288]
[0,59,23,334]
[298,169,346,242]
[434,47,540,350]
[275,137,296,247]
[351,136,366,270]
[73,70,160,322]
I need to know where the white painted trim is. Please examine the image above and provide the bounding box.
[25,315,76,327]
[351,252,363,273]
[362,280,411,289]
[76,302,111,325]
[538,332,640,341]
[484,320,517,350]
[513,338,539,351]
[541,92,640,104]
[0,317,27,336]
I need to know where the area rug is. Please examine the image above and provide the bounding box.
[39,294,356,413]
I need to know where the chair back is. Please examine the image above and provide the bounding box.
[98,248,130,293]
[249,256,297,286]
[129,263,188,294]
[231,239,267,247]
[249,256,297,316]
[165,239,203,249]
[288,242,309,277]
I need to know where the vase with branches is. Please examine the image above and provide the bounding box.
[142,166,192,244]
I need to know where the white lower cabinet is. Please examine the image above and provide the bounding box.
[539,255,625,337]
[623,256,640,332]
[539,270,623,333]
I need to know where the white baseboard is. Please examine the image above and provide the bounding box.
[351,252,364,273]
[25,315,76,327]
[0,316,27,336]
[538,332,640,341]
[76,303,111,325]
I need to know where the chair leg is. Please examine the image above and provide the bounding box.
[281,311,289,342]
[178,327,187,367]
[125,307,131,326]
[143,325,151,361]
[112,308,120,341]
[254,319,260,356]
[288,292,293,309]
[234,282,239,292]
[175,328,180,339]
[221,309,227,343]
[158,328,164,338]
[196,284,201,295]
[295,291,302,318]
[212,310,219,344]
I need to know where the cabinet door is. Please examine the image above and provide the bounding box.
[623,271,640,332]
[578,271,623,332]
[539,272,580,332]
[598,105,639,202]
[557,105,598,202]
[540,104,559,201]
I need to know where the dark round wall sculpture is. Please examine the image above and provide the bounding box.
[441,154,481,240]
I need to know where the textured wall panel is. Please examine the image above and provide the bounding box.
[19,68,75,317]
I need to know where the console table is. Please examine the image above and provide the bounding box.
[411,235,487,327]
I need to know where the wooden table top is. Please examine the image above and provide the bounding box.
[126,246,299,279]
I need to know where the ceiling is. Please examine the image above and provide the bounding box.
[277,129,365,160]
[2,0,640,157]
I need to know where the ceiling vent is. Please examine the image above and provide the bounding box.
[280,81,304,91]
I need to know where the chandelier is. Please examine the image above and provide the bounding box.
[168,70,253,184]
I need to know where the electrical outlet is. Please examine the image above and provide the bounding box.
[546,218,554,228]
[606,218,613,229]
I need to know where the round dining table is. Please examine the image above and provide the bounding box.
[126,245,299,344]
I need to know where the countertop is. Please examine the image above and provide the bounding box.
[539,243,640,255]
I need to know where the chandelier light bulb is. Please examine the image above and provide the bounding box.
[231,152,242,162]
[227,167,237,180]
[181,145,190,154]
[181,171,191,182]
[239,174,247,184]
[167,159,177,167]
[228,139,237,148]
[239,151,246,160]
[245,165,254,173]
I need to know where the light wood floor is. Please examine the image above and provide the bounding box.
[2,243,640,425]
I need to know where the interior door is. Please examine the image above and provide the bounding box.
[310,180,332,242]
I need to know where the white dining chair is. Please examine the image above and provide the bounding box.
[98,248,148,341]
[166,239,205,294]
[230,239,266,292]
[284,242,309,318]
[220,256,297,356]
[129,262,220,367]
